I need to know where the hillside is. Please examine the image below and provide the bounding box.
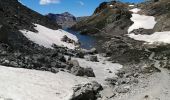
[71,1,132,36]
[46,12,76,28]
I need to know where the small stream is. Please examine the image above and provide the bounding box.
[65,29,97,50]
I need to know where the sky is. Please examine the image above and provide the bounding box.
[19,0,144,17]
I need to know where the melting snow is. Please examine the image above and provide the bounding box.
[129,8,141,13]
[128,8,156,33]
[0,65,89,100]
[128,31,170,44]
[128,8,170,44]
[20,24,78,49]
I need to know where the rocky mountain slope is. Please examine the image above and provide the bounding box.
[71,1,132,36]
[0,0,170,100]
[46,12,77,28]
[0,0,89,75]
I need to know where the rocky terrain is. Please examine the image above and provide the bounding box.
[46,12,77,28]
[0,0,170,100]
[71,1,132,36]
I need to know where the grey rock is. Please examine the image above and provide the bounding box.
[71,66,85,76]
[71,81,103,100]
[84,67,95,77]
[10,61,18,67]
[88,56,98,62]
[115,85,130,93]
[51,67,59,73]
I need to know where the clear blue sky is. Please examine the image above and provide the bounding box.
[19,0,143,17]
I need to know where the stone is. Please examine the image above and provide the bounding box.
[10,61,18,67]
[87,56,98,62]
[84,67,95,77]
[71,81,103,100]
[51,67,59,73]
[71,66,85,76]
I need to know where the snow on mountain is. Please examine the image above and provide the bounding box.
[20,24,78,49]
[129,8,141,13]
[128,8,156,33]
[129,31,170,44]
[0,65,89,100]
[128,8,170,44]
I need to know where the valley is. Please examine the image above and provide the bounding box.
[0,0,170,100]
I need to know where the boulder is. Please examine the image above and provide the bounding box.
[71,66,85,76]
[51,67,59,73]
[69,60,95,77]
[87,56,98,62]
[71,81,103,100]
[84,67,95,77]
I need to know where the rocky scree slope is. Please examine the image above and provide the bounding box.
[46,12,77,28]
[71,1,132,36]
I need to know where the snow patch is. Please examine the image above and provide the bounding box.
[20,24,78,49]
[128,8,170,44]
[128,31,170,44]
[128,13,156,33]
[129,8,141,13]
[129,5,134,7]
[0,65,89,100]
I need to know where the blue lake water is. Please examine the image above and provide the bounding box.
[65,29,96,50]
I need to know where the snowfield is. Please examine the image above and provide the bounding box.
[0,65,89,100]
[128,8,156,33]
[128,31,170,44]
[128,8,170,44]
[129,8,141,13]
[0,55,122,100]
[20,24,78,49]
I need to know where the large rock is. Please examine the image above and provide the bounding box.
[69,60,95,77]
[71,81,103,100]
[86,55,98,62]
[71,66,95,77]
[84,67,95,77]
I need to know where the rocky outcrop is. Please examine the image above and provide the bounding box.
[71,1,132,36]
[46,12,76,28]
